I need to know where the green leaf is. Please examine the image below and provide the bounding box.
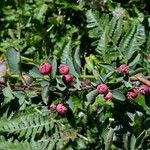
[7,47,21,74]
[112,19,123,44]
[96,30,108,61]
[2,87,14,100]
[61,41,71,64]
[51,56,57,78]
[129,68,146,76]
[85,56,94,71]
[105,128,114,150]
[112,90,126,101]
[93,69,102,82]
[29,67,43,78]
[99,63,115,71]
[73,45,81,74]
[13,92,25,106]
[130,134,136,150]
[56,78,66,91]
[86,10,99,28]
[66,58,79,77]
[123,133,130,150]
[128,53,140,67]
[41,84,49,105]
[135,130,145,149]
[99,73,107,82]
[40,81,49,87]
[36,4,48,21]
[119,25,136,57]
[135,95,150,114]
[86,89,98,105]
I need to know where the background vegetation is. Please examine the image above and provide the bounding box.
[0,0,150,149]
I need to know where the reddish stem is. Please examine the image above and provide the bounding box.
[0,81,36,91]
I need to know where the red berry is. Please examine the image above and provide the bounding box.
[56,103,67,114]
[58,65,69,75]
[118,64,128,74]
[62,74,73,83]
[39,62,52,75]
[138,84,149,95]
[96,83,108,94]
[127,89,138,100]
[104,92,113,101]
[50,103,56,111]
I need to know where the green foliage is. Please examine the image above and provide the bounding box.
[0,0,150,149]
[0,111,50,140]
[86,9,146,63]
[0,138,53,150]
[6,48,21,75]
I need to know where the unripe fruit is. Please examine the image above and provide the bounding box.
[104,92,113,101]
[39,62,52,75]
[138,84,149,95]
[62,74,73,83]
[96,83,108,94]
[50,103,57,111]
[56,103,67,114]
[0,61,7,77]
[118,64,128,74]
[58,65,69,75]
[22,72,33,85]
[127,89,138,100]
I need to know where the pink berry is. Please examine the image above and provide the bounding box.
[58,65,69,75]
[127,89,138,100]
[39,62,52,75]
[50,103,56,111]
[62,74,73,83]
[138,84,149,95]
[104,92,113,101]
[56,103,67,114]
[118,64,128,74]
[96,83,108,94]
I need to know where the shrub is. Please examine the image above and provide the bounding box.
[0,0,150,149]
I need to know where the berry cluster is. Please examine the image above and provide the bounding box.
[39,63,73,115]
[127,84,150,100]
[96,83,112,101]
[50,103,68,115]
[39,63,73,83]
[38,62,150,116]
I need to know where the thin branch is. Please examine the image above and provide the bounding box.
[77,133,88,141]
[135,75,150,86]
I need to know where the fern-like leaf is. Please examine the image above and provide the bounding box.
[0,139,54,150]
[0,111,51,140]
